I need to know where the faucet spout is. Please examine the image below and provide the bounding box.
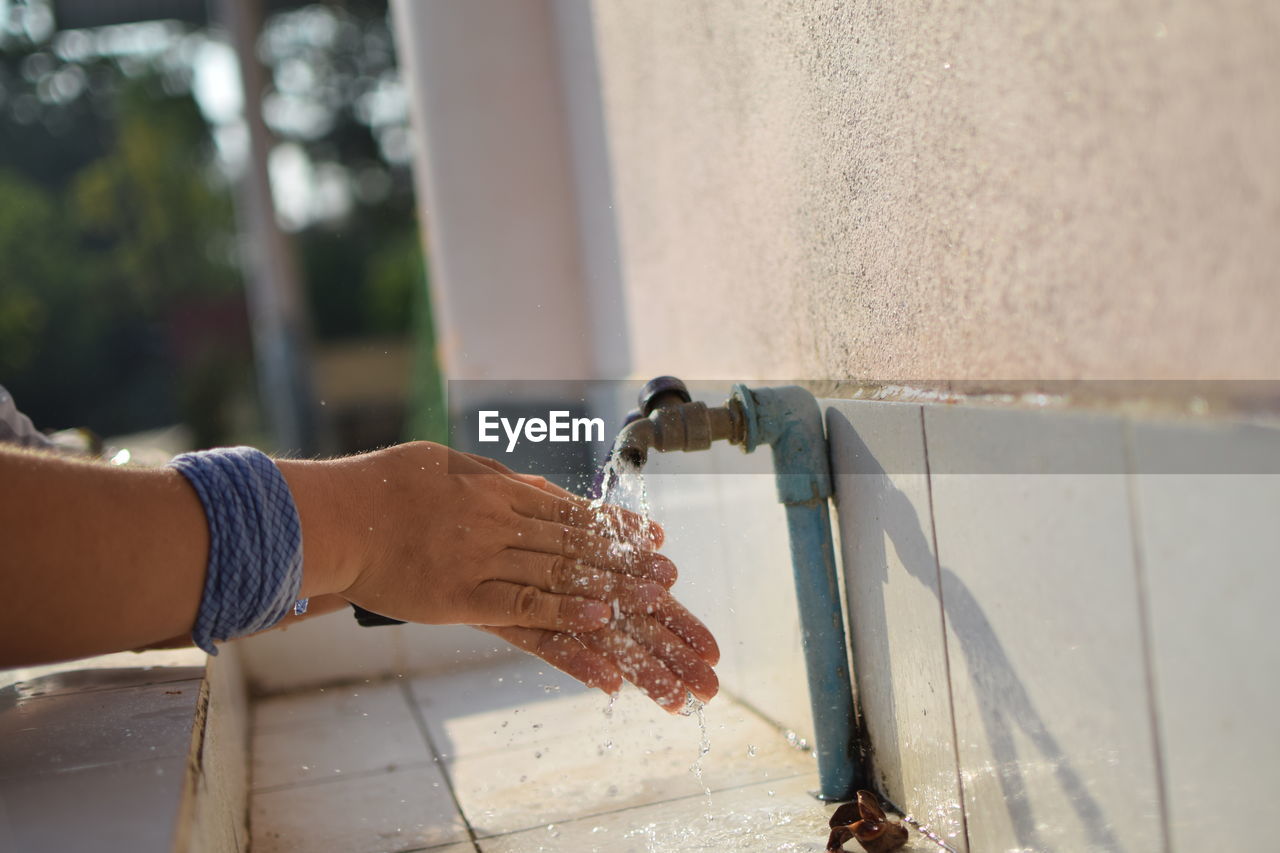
[614,398,746,467]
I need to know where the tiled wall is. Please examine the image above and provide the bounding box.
[828,399,1279,853]
[650,397,1279,853]
[237,610,520,694]
[238,390,1277,853]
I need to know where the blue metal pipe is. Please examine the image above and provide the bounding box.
[610,379,864,800]
[732,384,862,800]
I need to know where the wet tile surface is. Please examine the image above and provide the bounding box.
[253,656,822,851]
[0,677,203,780]
[251,764,468,853]
[419,656,814,837]
[445,694,812,837]
[0,652,209,853]
[475,774,827,853]
[407,657,596,760]
[0,754,190,853]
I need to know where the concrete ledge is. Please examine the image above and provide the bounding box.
[0,647,249,853]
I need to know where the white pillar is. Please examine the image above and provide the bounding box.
[389,0,599,382]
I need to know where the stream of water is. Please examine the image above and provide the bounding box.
[591,452,713,789]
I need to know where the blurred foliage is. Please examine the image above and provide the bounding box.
[0,74,240,437]
[0,0,436,446]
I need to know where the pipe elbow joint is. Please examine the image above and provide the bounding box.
[731,385,833,505]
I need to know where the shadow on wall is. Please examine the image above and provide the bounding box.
[828,411,1121,853]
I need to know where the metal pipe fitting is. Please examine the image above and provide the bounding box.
[614,385,746,467]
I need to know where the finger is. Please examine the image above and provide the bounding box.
[497,551,666,611]
[580,627,689,712]
[466,580,611,632]
[583,625,706,712]
[510,488,663,546]
[623,551,679,587]
[653,595,720,665]
[511,519,651,570]
[617,613,719,702]
[478,625,623,695]
[462,451,666,548]
[519,524,673,587]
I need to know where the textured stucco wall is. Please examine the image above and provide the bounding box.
[589,1,1280,380]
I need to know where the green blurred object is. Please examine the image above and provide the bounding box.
[404,265,447,445]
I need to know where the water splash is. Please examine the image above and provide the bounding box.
[681,693,712,795]
[599,693,617,753]
[593,452,713,793]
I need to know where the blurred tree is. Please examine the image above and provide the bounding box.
[0,73,248,439]
[0,0,440,447]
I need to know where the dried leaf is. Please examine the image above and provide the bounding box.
[827,790,908,853]
[829,801,863,828]
[827,825,854,852]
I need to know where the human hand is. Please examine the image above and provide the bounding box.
[281,443,718,710]
[469,457,720,711]
[320,442,669,627]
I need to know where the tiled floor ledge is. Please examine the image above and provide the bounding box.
[248,655,949,853]
[0,645,249,853]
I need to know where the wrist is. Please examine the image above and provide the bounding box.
[276,457,365,598]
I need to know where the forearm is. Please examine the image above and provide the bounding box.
[1,447,208,666]
[0,448,361,667]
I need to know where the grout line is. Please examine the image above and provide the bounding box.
[919,407,972,853]
[1120,421,1173,853]
[396,842,478,853]
[399,681,483,853]
[250,758,438,795]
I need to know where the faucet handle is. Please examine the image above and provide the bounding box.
[639,375,691,416]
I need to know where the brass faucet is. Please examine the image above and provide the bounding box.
[613,377,746,467]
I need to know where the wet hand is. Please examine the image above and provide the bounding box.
[317,442,671,634]
[478,462,721,711]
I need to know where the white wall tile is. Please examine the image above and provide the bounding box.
[827,399,966,850]
[237,609,399,694]
[1128,420,1280,853]
[238,603,517,695]
[399,623,519,677]
[925,406,1163,853]
[646,440,815,740]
